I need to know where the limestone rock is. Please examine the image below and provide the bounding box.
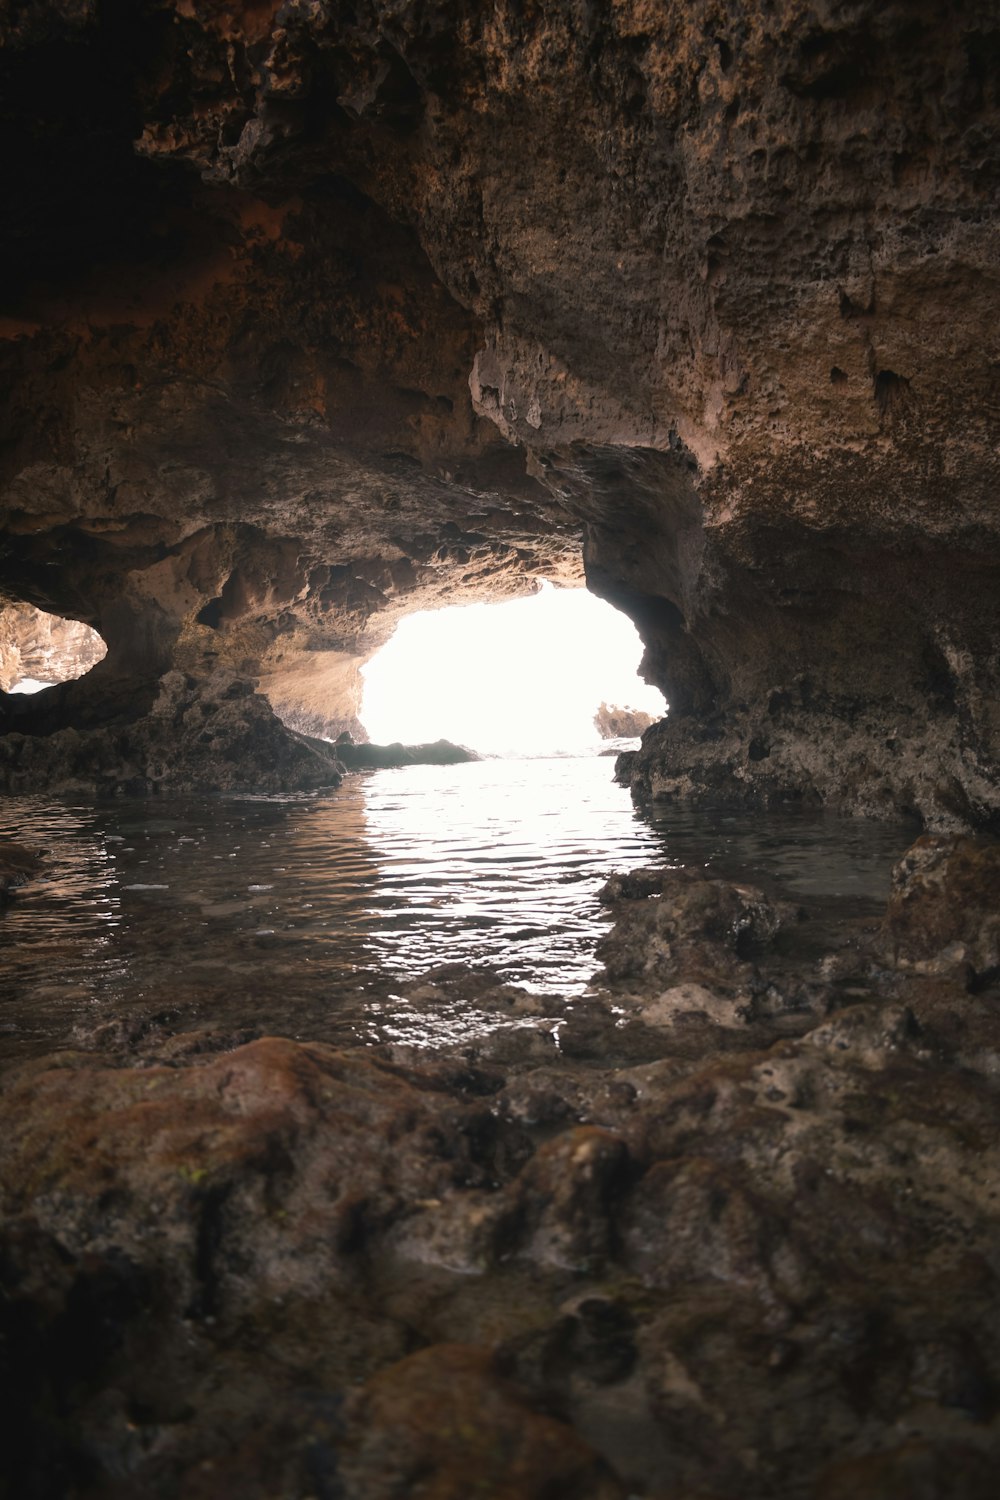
[2,944,1000,1498]
[338,1344,626,1500]
[881,834,1000,978]
[0,670,344,795]
[0,602,106,692]
[597,865,799,995]
[0,1,996,807]
[593,703,654,740]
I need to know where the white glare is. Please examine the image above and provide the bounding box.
[360,582,665,756]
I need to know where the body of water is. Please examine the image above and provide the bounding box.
[0,757,914,1061]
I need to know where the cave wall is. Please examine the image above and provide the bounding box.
[0,1,997,814]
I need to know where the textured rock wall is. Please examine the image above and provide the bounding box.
[0,0,998,811]
[0,601,106,690]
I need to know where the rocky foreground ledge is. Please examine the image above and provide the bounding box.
[1,835,999,1498]
[615,703,1000,832]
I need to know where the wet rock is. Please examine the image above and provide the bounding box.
[498,1068,643,1133]
[0,839,42,895]
[597,866,799,995]
[338,1343,626,1500]
[621,1157,781,1296]
[557,1002,635,1060]
[616,698,1000,829]
[0,671,344,796]
[2,949,1000,1499]
[500,1294,639,1394]
[803,1001,923,1065]
[0,3,998,1489]
[337,738,480,768]
[815,1440,999,1500]
[0,1037,505,1311]
[0,1223,154,1500]
[635,981,751,1029]
[511,1127,632,1271]
[881,835,1000,980]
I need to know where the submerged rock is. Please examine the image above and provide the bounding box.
[0,840,42,895]
[597,865,800,999]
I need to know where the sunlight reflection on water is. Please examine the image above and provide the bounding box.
[0,757,914,1060]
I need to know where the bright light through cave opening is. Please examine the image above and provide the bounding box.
[360,581,665,756]
[0,603,107,694]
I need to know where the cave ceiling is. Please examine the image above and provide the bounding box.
[0,0,998,813]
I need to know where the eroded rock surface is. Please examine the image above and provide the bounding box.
[3,834,1000,1498]
[0,1,996,812]
[880,833,1000,979]
[0,668,343,795]
[594,702,654,739]
[0,601,107,692]
[2,4,1000,1494]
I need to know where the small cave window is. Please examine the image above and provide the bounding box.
[0,603,107,694]
[359,581,665,757]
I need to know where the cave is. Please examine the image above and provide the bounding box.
[1,4,999,1498]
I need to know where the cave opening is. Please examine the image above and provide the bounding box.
[358,581,665,756]
[0,603,107,695]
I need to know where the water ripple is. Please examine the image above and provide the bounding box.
[0,758,915,1059]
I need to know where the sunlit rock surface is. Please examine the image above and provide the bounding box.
[593,702,654,739]
[0,602,107,693]
[0,0,996,810]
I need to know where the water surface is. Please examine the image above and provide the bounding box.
[0,758,914,1061]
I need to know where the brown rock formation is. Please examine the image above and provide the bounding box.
[881,833,1000,979]
[0,1,995,813]
[4,12,1000,1493]
[0,667,343,795]
[0,839,41,895]
[0,602,106,691]
[3,844,1000,1498]
[594,701,654,739]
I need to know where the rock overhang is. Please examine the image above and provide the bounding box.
[0,0,996,814]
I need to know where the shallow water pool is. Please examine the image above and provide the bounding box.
[0,757,914,1060]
